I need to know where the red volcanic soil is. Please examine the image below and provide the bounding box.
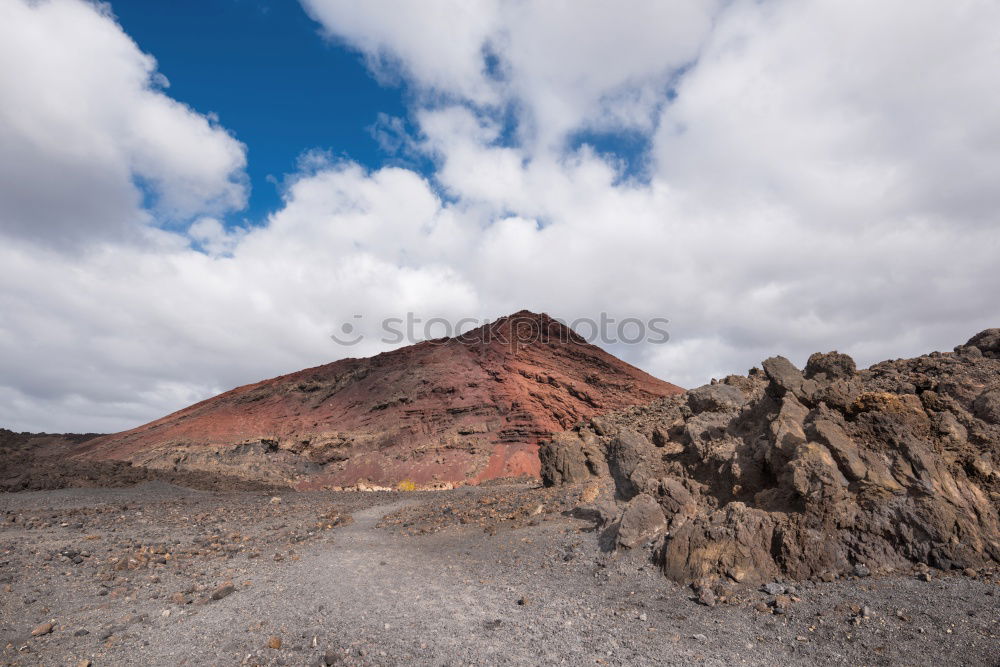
[77,311,682,488]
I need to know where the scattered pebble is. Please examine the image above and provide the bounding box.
[211,583,236,600]
[31,621,55,636]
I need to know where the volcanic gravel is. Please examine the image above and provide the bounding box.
[2,482,998,666]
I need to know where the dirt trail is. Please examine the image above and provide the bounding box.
[3,486,998,666]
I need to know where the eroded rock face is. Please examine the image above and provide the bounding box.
[540,330,1000,584]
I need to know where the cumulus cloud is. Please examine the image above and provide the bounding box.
[3,0,1000,432]
[302,0,720,150]
[0,0,247,246]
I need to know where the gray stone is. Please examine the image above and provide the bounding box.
[607,430,655,499]
[210,583,235,600]
[696,587,717,607]
[973,390,1000,425]
[687,384,746,414]
[538,432,590,486]
[762,582,786,595]
[805,351,857,380]
[762,356,805,396]
[967,328,1000,358]
[616,493,667,548]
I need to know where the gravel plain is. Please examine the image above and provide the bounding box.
[2,481,998,666]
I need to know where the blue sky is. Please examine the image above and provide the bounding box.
[109,0,407,224]
[2,0,999,432]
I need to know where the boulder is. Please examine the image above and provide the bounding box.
[687,384,746,414]
[607,430,656,500]
[762,356,804,397]
[967,328,1000,358]
[973,390,1000,425]
[538,432,590,486]
[616,493,667,548]
[805,351,857,380]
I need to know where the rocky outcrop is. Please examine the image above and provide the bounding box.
[539,331,1000,584]
[74,311,682,489]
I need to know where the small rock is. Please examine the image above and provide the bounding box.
[270,497,283,505]
[770,595,793,613]
[853,564,871,578]
[696,588,717,607]
[638,613,647,622]
[862,605,873,618]
[692,633,708,642]
[918,572,932,582]
[753,602,770,613]
[322,649,342,665]
[30,621,54,636]
[517,596,530,606]
[73,629,89,637]
[762,583,785,595]
[963,568,978,578]
[77,661,92,667]
[267,636,282,650]
[211,583,235,600]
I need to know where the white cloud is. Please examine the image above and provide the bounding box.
[3,0,1000,433]
[0,0,246,246]
[302,0,720,150]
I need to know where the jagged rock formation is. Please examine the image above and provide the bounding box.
[540,330,1000,583]
[75,311,682,488]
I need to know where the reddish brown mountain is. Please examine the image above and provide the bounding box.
[77,311,682,488]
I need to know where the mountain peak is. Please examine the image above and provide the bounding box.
[77,311,682,489]
[458,310,583,347]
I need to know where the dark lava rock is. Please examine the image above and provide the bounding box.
[968,328,1000,358]
[687,384,746,414]
[540,329,1000,585]
[805,351,857,380]
[616,493,667,549]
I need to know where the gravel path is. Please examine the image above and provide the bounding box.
[2,484,998,666]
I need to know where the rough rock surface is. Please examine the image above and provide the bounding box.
[539,331,1000,584]
[72,312,681,489]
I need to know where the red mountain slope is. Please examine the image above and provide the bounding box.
[77,311,683,488]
